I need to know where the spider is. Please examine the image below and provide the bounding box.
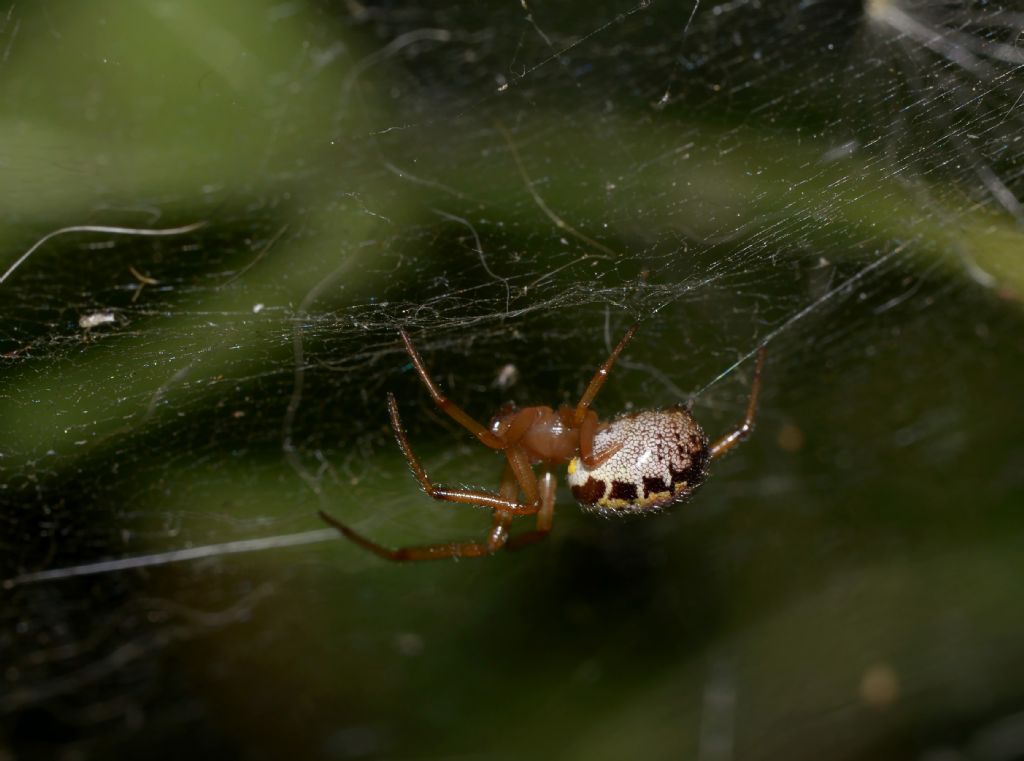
[320,325,766,562]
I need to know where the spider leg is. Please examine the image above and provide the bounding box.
[504,443,542,506]
[501,407,544,445]
[506,471,557,551]
[319,509,514,561]
[318,464,521,562]
[399,328,506,449]
[577,409,622,469]
[387,393,541,515]
[709,347,767,461]
[573,324,638,426]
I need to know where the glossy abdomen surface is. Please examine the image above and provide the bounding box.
[567,406,709,513]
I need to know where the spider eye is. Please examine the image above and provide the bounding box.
[567,408,709,513]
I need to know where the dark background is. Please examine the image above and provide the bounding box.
[2,1,1023,759]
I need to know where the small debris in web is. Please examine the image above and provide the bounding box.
[129,265,159,303]
[78,311,118,330]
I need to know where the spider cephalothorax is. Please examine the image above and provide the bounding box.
[320,325,765,561]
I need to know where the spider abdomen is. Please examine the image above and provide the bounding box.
[567,406,709,514]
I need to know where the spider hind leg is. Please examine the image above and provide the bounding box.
[319,458,530,562]
[709,347,766,461]
[319,509,513,562]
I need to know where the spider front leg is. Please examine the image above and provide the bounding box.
[399,328,506,449]
[318,464,522,562]
[563,323,637,468]
[572,323,638,427]
[577,409,622,469]
[709,347,767,460]
[385,393,541,515]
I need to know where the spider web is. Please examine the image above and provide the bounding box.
[2,1,1024,758]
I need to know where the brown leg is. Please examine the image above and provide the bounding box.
[504,444,541,506]
[506,471,557,551]
[577,409,622,469]
[399,328,505,449]
[501,407,543,445]
[319,464,521,562]
[320,509,514,561]
[387,393,539,515]
[709,347,767,461]
[573,324,638,426]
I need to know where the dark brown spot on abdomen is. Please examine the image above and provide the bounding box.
[571,476,606,505]
[642,476,669,497]
[669,447,709,494]
[609,481,638,502]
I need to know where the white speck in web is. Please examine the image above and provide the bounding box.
[492,363,519,390]
[252,303,265,314]
[79,311,117,329]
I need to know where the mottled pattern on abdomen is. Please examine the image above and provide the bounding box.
[567,406,709,514]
